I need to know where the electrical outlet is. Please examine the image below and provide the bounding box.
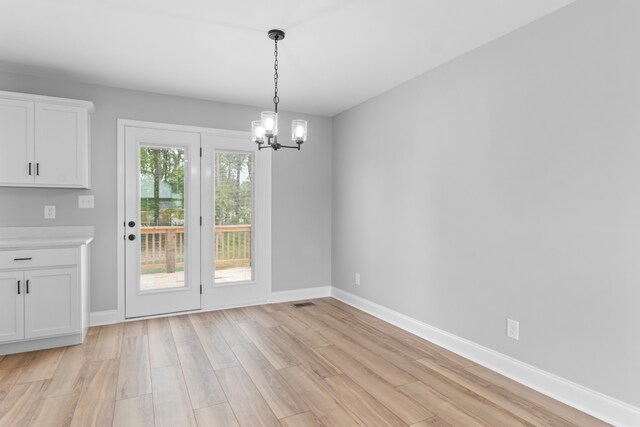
[355,273,361,286]
[44,205,56,219]
[78,195,94,209]
[507,319,519,340]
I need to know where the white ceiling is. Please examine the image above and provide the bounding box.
[0,0,574,116]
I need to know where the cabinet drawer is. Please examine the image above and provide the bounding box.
[0,247,79,270]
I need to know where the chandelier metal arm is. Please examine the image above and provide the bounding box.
[257,134,301,151]
[258,145,301,151]
[277,144,302,150]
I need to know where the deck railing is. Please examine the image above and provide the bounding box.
[140,225,251,272]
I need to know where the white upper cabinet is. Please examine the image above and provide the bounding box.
[35,103,89,187]
[0,98,34,185]
[0,91,93,189]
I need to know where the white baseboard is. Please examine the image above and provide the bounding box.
[0,334,83,356]
[89,286,331,326]
[331,287,640,427]
[89,309,122,326]
[270,286,331,304]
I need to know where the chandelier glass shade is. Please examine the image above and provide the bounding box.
[251,29,307,151]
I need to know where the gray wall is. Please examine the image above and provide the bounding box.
[332,0,640,407]
[0,71,332,311]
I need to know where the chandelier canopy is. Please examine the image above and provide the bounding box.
[251,29,308,151]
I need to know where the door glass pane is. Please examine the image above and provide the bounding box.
[139,146,187,291]
[214,151,253,284]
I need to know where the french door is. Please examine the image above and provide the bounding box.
[124,126,201,318]
[201,131,270,309]
[122,122,270,318]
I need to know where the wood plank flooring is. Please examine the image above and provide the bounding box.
[0,298,609,426]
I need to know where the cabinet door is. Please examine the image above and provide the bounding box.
[0,99,34,185]
[34,103,89,187]
[24,268,79,339]
[0,271,25,343]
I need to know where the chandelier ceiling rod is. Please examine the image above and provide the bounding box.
[271,30,281,116]
[251,29,308,151]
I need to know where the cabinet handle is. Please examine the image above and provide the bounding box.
[17,280,21,295]
[26,279,30,294]
[36,163,40,176]
[28,162,32,176]
[14,257,32,261]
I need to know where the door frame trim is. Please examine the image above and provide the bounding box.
[116,119,272,323]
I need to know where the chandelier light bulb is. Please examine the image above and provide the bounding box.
[261,111,277,136]
[292,120,308,143]
[251,120,265,143]
[265,118,274,131]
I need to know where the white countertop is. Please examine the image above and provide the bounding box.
[0,226,94,249]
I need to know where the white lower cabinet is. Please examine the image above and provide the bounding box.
[24,268,79,339]
[0,241,90,354]
[0,269,78,344]
[0,271,25,343]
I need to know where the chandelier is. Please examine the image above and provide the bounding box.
[251,29,308,151]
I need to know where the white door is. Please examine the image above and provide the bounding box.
[201,131,271,309]
[24,268,78,339]
[0,98,34,185]
[34,103,89,187]
[125,126,201,318]
[0,271,24,343]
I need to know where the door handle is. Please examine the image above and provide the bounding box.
[128,234,136,241]
[36,163,40,176]
[26,279,30,294]
[28,162,32,176]
[128,221,136,227]
[17,280,21,295]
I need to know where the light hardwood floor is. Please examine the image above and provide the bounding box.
[0,298,608,426]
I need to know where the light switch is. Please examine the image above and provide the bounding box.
[79,195,94,209]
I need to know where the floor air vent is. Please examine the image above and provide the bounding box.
[291,301,315,308]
